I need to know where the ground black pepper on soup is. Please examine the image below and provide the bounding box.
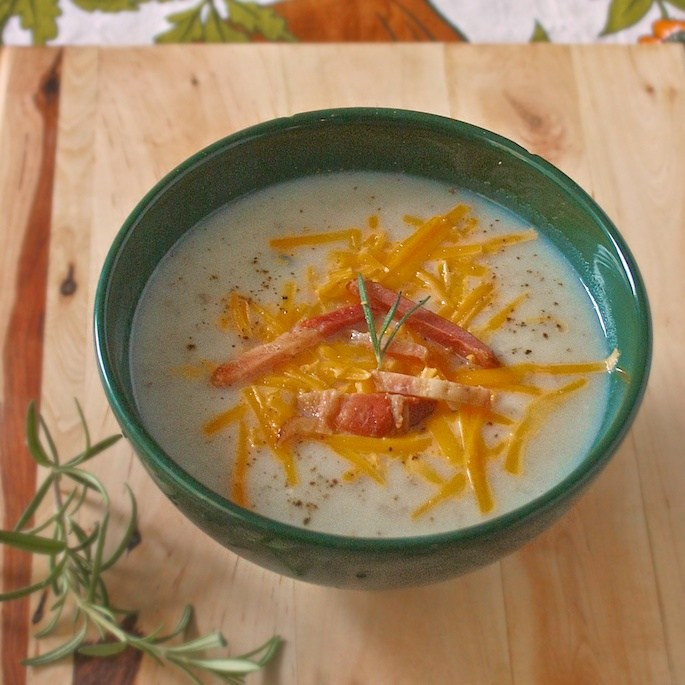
[130,172,614,537]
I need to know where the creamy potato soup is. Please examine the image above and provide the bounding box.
[130,172,613,537]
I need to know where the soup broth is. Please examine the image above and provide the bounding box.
[130,172,611,537]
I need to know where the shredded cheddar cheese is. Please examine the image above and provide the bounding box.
[242,387,297,486]
[505,378,588,474]
[199,202,618,520]
[327,443,386,484]
[412,472,467,519]
[427,413,465,468]
[223,292,252,336]
[460,405,495,513]
[477,292,529,340]
[269,227,362,251]
[203,403,246,436]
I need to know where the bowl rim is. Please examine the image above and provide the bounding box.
[94,106,652,551]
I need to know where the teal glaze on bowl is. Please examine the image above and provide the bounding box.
[94,108,651,590]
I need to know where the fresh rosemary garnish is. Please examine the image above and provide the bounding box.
[356,274,429,368]
[0,401,281,684]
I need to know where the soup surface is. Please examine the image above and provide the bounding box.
[131,172,611,537]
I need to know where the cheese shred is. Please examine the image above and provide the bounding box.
[199,202,616,522]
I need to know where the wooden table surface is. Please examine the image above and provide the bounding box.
[1,44,684,685]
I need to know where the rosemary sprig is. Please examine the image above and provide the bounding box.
[356,274,429,368]
[0,401,281,684]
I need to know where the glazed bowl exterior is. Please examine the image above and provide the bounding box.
[94,108,651,589]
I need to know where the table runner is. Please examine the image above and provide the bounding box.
[1,0,684,46]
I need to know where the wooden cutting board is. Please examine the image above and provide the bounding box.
[1,44,684,685]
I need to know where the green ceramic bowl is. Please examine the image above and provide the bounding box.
[95,108,651,590]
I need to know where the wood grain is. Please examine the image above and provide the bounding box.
[446,45,673,684]
[0,47,62,685]
[571,45,685,683]
[0,44,683,685]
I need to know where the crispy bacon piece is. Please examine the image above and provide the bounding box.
[348,279,500,368]
[348,330,428,362]
[373,370,491,408]
[211,304,366,387]
[334,393,397,437]
[279,390,437,441]
[297,304,366,336]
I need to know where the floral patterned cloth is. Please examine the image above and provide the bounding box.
[1,0,684,45]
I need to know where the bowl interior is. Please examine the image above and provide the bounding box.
[95,108,651,556]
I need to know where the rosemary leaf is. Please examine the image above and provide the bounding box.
[0,529,65,555]
[23,623,88,666]
[86,510,109,603]
[219,676,247,685]
[152,604,194,643]
[68,434,122,468]
[0,563,64,602]
[236,635,283,664]
[48,536,66,596]
[380,295,430,358]
[87,602,118,622]
[50,591,68,611]
[2,403,281,681]
[168,659,205,685]
[24,487,80,538]
[356,274,381,366]
[59,467,109,504]
[356,275,430,368]
[39,414,61,464]
[70,519,96,554]
[178,657,262,674]
[75,399,91,451]
[165,631,228,655]
[12,474,54,531]
[378,290,402,340]
[77,641,129,657]
[25,401,54,468]
[33,604,64,639]
[71,480,91,514]
[69,521,101,553]
[100,484,137,571]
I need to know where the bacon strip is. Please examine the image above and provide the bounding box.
[297,304,366,336]
[279,390,437,441]
[348,330,428,362]
[373,370,491,408]
[211,304,366,387]
[348,279,500,368]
